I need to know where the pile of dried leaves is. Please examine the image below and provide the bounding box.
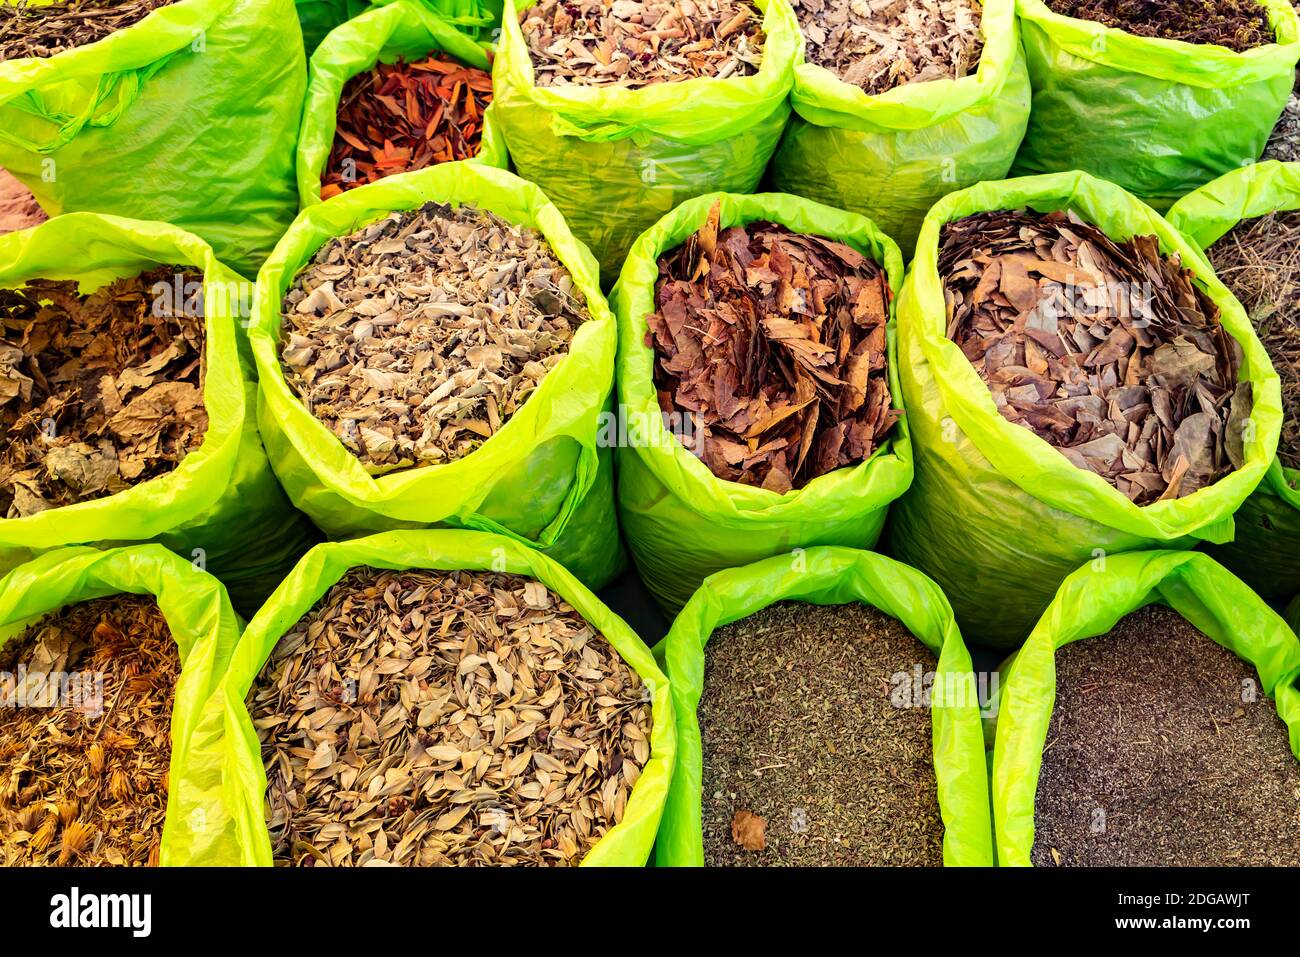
[648,201,899,492]
[252,567,652,867]
[281,202,589,472]
[1206,211,1300,471]
[0,0,176,61]
[1043,0,1274,52]
[795,0,984,95]
[699,602,944,866]
[521,0,765,89]
[321,56,494,200]
[940,208,1251,503]
[1032,606,1300,867]
[1264,90,1300,164]
[0,266,208,518]
[0,596,180,867]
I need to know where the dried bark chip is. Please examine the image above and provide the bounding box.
[251,567,653,867]
[0,596,180,867]
[321,55,494,200]
[699,602,944,866]
[794,0,985,95]
[279,201,590,473]
[0,167,45,235]
[1043,0,1274,52]
[0,0,178,61]
[648,200,900,492]
[1206,210,1300,471]
[939,207,1251,503]
[0,266,208,518]
[521,0,766,89]
[1032,606,1300,867]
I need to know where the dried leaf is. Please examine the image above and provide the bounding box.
[0,0,177,61]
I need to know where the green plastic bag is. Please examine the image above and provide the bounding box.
[177,528,675,866]
[611,191,913,614]
[295,0,368,55]
[1166,160,1300,605]
[654,546,993,867]
[0,213,316,616]
[886,171,1283,648]
[251,162,624,589]
[0,0,306,279]
[989,550,1300,866]
[492,0,799,283]
[766,0,1030,258]
[1010,0,1300,210]
[296,0,510,210]
[0,544,243,867]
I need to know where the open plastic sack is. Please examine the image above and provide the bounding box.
[886,171,1282,647]
[249,162,623,589]
[0,0,306,278]
[296,0,509,209]
[611,191,913,614]
[1011,0,1300,210]
[176,528,675,866]
[654,546,992,866]
[767,0,1030,258]
[0,213,316,616]
[492,0,799,282]
[990,550,1300,866]
[1166,160,1300,605]
[0,544,244,867]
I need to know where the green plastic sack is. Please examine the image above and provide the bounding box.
[1166,160,1300,605]
[654,545,993,867]
[886,171,1283,648]
[296,0,509,210]
[611,191,913,614]
[492,0,799,283]
[989,550,1300,866]
[0,0,306,279]
[766,0,1031,259]
[1010,0,1300,210]
[251,162,624,590]
[0,213,316,616]
[179,528,675,866]
[0,544,243,867]
[295,0,369,55]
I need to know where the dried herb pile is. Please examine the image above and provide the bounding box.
[699,602,944,866]
[321,56,494,200]
[1264,90,1300,164]
[521,0,765,89]
[0,168,45,235]
[794,0,984,95]
[648,202,899,492]
[1042,0,1274,52]
[281,201,589,472]
[1206,211,1300,471]
[0,266,208,518]
[252,567,652,867]
[0,0,176,61]
[0,596,180,867]
[940,208,1251,503]
[1032,606,1300,867]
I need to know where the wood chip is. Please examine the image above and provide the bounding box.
[252,567,653,867]
[648,200,900,493]
[0,167,45,236]
[280,201,590,473]
[521,0,765,89]
[794,0,984,95]
[940,208,1251,504]
[0,266,208,518]
[0,596,179,867]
